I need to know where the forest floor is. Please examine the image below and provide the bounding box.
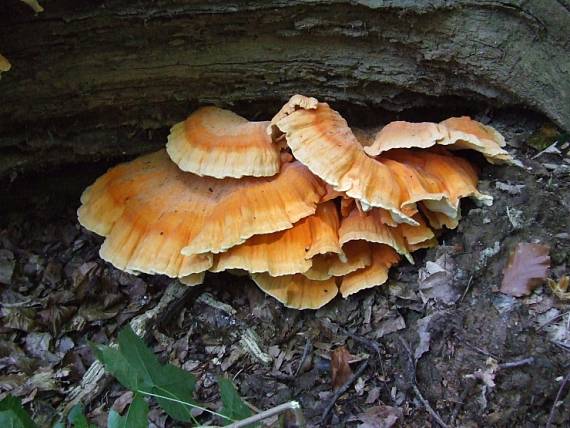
[1,114,569,427]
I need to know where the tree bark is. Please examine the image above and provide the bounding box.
[1,0,568,178]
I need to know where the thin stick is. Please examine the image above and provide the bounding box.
[320,360,369,424]
[294,339,313,377]
[138,389,233,422]
[537,310,570,331]
[321,319,381,355]
[546,371,570,428]
[448,378,476,426]
[412,384,450,428]
[398,337,449,428]
[498,357,534,370]
[460,275,474,303]
[225,401,305,428]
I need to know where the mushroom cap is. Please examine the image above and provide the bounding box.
[440,116,511,164]
[78,150,324,277]
[419,203,460,230]
[361,116,511,164]
[305,240,372,280]
[271,96,417,225]
[268,94,319,138]
[179,272,206,287]
[166,107,281,178]
[339,244,400,297]
[339,206,413,263]
[364,121,446,156]
[398,214,436,250]
[210,201,340,276]
[251,273,337,310]
[383,149,492,216]
[377,156,450,215]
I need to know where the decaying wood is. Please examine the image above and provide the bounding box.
[0,0,569,179]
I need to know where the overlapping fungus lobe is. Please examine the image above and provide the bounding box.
[77,93,511,309]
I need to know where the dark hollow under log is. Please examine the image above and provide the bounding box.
[0,0,569,179]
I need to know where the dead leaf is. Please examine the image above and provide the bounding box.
[414,314,434,362]
[331,346,353,390]
[418,254,461,304]
[112,391,134,413]
[500,243,550,297]
[548,276,570,300]
[365,386,381,404]
[2,307,36,332]
[351,405,403,428]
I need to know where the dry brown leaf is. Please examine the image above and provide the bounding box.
[500,243,550,297]
[548,275,570,300]
[351,405,403,428]
[331,346,353,390]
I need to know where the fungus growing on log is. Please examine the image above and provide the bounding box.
[167,107,281,178]
[364,116,511,165]
[210,201,341,276]
[78,93,511,309]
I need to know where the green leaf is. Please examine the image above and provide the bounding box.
[117,326,162,387]
[0,395,37,428]
[151,365,197,422]
[67,404,96,428]
[93,326,198,423]
[218,378,253,425]
[107,393,148,428]
[90,343,142,391]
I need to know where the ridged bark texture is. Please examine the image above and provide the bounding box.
[1,0,568,177]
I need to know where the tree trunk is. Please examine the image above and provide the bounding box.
[1,0,569,178]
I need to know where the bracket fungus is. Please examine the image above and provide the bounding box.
[78,94,511,309]
[167,107,281,178]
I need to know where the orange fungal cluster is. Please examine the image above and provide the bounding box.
[78,95,511,309]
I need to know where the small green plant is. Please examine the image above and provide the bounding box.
[0,395,37,428]
[1,326,254,427]
[91,325,254,427]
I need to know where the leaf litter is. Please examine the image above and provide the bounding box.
[1,115,570,426]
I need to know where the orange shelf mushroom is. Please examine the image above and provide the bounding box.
[78,94,511,309]
[210,201,341,276]
[251,273,338,310]
[364,116,512,164]
[167,107,281,178]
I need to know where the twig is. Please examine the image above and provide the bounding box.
[321,319,381,355]
[498,356,534,370]
[225,401,305,428]
[58,280,190,415]
[294,339,313,377]
[320,360,369,424]
[460,275,474,303]
[537,310,570,331]
[546,371,570,428]
[454,334,499,359]
[448,378,477,426]
[398,337,450,428]
[412,384,450,428]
